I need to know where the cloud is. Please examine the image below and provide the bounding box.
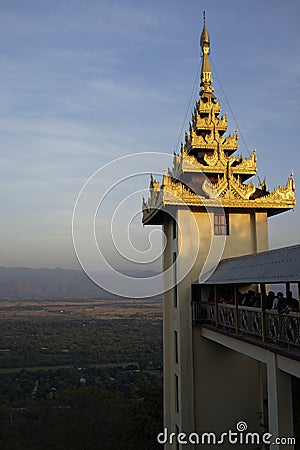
[0,0,299,270]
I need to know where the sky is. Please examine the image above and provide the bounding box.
[1,0,300,273]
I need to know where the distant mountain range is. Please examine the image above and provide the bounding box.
[0,267,161,300]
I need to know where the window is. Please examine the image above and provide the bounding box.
[174,331,179,364]
[175,375,179,413]
[214,212,229,235]
[176,424,180,450]
[172,217,177,240]
[173,252,177,307]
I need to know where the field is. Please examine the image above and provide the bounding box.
[0,298,163,449]
[0,297,162,320]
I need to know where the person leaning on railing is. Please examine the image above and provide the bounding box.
[265,291,275,309]
[242,290,256,307]
[286,290,299,312]
[275,291,299,314]
[272,292,282,310]
[276,292,289,314]
[253,293,261,307]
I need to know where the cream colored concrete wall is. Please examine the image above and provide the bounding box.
[223,212,268,259]
[162,208,269,448]
[193,327,263,449]
[267,353,294,445]
[162,217,177,440]
[166,209,216,447]
[200,327,295,449]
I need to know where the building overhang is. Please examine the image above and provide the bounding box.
[194,244,300,285]
[142,170,296,225]
[142,202,295,226]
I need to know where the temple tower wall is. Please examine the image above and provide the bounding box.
[162,209,269,448]
[142,13,295,449]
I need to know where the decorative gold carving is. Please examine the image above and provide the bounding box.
[202,171,256,201]
[174,145,256,178]
[199,99,220,114]
[221,131,238,151]
[232,150,257,175]
[143,171,296,221]
[192,109,227,132]
[142,18,296,225]
[258,176,267,191]
[202,179,220,199]
[150,174,160,191]
[257,173,295,203]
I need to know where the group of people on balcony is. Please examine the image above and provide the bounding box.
[214,288,299,313]
[267,290,299,313]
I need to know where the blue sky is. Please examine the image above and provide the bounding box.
[1,0,299,270]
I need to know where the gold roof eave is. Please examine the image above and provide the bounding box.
[142,196,296,225]
[142,172,296,224]
[173,148,257,178]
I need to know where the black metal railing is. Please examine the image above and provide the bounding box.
[192,300,300,351]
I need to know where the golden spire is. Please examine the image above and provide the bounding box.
[200,11,210,47]
[200,11,213,94]
[142,12,296,226]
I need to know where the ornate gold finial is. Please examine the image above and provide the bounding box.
[289,171,296,191]
[150,173,154,188]
[200,11,213,94]
[200,11,210,48]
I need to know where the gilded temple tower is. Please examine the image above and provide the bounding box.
[143,14,295,449]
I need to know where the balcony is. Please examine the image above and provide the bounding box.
[192,301,300,352]
[191,244,300,356]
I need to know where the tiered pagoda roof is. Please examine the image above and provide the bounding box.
[142,14,295,225]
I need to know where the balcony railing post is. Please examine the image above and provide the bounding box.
[214,285,218,327]
[234,284,239,335]
[260,283,267,342]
